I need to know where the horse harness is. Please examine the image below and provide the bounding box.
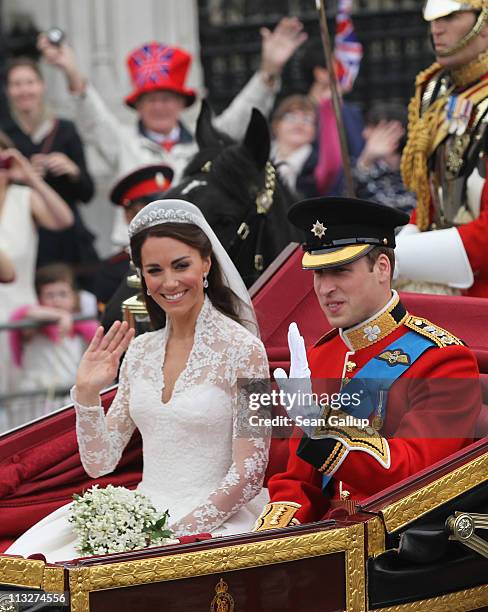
[201,159,277,273]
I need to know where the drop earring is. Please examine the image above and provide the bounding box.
[147,288,151,296]
[203,274,209,290]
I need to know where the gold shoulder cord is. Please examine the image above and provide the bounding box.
[401,63,444,231]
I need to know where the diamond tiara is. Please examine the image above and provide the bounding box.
[128,207,200,239]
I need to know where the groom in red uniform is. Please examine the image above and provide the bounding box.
[255,196,481,530]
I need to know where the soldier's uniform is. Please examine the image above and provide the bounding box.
[254,196,481,531]
[398,0,488,296]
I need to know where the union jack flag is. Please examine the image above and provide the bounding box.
[334,0,363,92]
[131,44,174,87]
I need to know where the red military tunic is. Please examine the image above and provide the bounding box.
[458,171,488,297]
[264,293,481,527]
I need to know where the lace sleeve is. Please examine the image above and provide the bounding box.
[74,349,136,478]
[170,337,270,536]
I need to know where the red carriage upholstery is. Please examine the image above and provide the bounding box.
[0,389,143,552]
[1,244,488,552]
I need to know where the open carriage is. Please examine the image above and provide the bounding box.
[1,245,487,611]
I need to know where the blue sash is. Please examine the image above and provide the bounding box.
[321,331,435,490]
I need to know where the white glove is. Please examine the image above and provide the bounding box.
[274,323,320,436]
[274,322,311,385]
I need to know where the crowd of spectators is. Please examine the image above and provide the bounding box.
[0,10,416,430]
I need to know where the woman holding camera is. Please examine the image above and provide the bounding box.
[0,133,74,393]
[2,57,98,289]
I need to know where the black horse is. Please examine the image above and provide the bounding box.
[164,102,301,287]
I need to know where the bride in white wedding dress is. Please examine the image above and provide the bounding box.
[6,199,270,562]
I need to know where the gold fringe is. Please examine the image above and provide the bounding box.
[401,63,443,231]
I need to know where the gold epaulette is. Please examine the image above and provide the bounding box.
[404,315,465,348]
[253,501,301,531]
[314,328,339,348]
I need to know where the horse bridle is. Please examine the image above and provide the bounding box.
[201,160,277,273]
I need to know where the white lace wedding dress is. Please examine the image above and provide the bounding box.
[6,297,270,562]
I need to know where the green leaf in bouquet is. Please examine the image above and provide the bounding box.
[154,516,169,530]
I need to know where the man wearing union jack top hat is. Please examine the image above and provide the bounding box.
[37,19,307,248]
[396,0,488,297]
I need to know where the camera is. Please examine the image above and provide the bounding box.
[46,27,65,46]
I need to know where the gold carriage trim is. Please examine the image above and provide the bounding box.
[67,523,366,612]
[404,315,464,347]
[381,451,488,533]
[367,516,387,558]
[253,501,302,531]
[0,557,65,593]
[374,583,488,612]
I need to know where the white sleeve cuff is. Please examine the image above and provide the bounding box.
[395,227,474,289]
[70,386,102,410]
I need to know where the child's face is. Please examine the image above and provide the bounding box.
[39,281,77,312]
[274,110,316,151]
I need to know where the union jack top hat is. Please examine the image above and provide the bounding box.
[124,42,196,108]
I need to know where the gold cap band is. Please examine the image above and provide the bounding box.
[302,244,373,270]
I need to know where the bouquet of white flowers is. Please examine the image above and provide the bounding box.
[68,484,175,556]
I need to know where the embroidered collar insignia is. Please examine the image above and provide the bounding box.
[376,349,411,367]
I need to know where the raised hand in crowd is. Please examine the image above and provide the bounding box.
[259,17,308,81]
[2,148,74,229]
[308,64,333,103]
[75,321,135,406]
[357,120,405,171]
[39,16,309,97]
[37,33,86,94]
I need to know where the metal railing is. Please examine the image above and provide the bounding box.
[0,314,98,433]
[0,385,73,433]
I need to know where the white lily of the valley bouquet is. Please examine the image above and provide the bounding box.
[68,484,175,556]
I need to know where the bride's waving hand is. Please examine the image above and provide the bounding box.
[76,321,135,405]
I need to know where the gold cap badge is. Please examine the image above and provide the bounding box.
[311,220,327,238]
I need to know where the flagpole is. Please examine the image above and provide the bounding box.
[316,0,355,197]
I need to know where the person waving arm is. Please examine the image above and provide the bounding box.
[74,320,136,478]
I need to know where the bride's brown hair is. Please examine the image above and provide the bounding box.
[130,222,245,330]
